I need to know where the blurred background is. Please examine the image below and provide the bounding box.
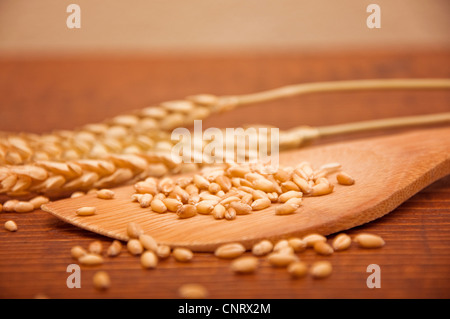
[0,0,449,134]
[1,0,449,55]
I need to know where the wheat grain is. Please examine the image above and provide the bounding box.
[71,245,87,259]
[173,248,193,262]
[336,172,355,185]
[93,271,111,290]
[107,240,122,257]
[215,243,246,259]
[141,251,158,269]
[252,240,273,256]
[4,220,18,232]
[230,256,259,274]
[127,239,144,255]
[310,261,332,279]
[88,241,103,255]
[331,233,351,251]
[353,233,385,248]
[178,283,209,299]
[75,206,96,216]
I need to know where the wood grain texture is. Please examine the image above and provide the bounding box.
[42,127,450,252]
[0,51,450,299]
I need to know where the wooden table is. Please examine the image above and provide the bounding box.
[0,51,449,299]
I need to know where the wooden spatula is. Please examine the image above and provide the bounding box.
[42,127,450,252]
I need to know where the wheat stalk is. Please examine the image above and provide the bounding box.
[1,79,449,199]
[1,79,449,165]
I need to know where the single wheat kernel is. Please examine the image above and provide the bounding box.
[251,198,271,211]
[177,204,197,219]
[156,244,171,259]
[225,207,237,220]
[158,177,174,194]
[2,200,18,212]
[288,238,307,252]
[229,201,252,215]
[71,245,87,259]
[313,241,334,256]
[88,241,103,255]
[70,191,86,198]
[214,243,246,259]
[93,271,111,290]
[138,193,153,208]
[267,252,298,267]
[162,198,183,212]
[29,196,50,209]
[252,240,273,256]
[151,198,167,213]
[173,248,193,262]
[178,283,208,299]
[134,181,158,195]
[185,184,199,195]
[139,234,158,252]
[76,206,96,216]
[273,240,289,252]
[215,175,232,192]
[212,203,226,219]
[141,251,158,269]
[231,256,259,274]
[278,191,302,203]
[336,172,355,186]
[303,233,327,247]
[96,189,115,199]
[153,193,166,200]
[78,254,104,266]
[4,220,18,232]
[216,190,225,197]
[14,201,34,213]
[281,181,300,192]
[127,222,144,239]
[193,174,210,189]
[288,261,308,279]
[310,261,332,279]
[173,185,190,203]
[275,203,298,215]
[0,203,2,212]
[332,233,352,251]
[196,200,217,215]
[208,182,221,194]
[252,178,276,192]
[127,239,144,255]
[285,197,302,207]
[353,233,385,248]
[107,240,122,257]
[310,182,334,196]
[219,196,241,206]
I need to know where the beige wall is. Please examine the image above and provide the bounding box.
[0,0,449,56]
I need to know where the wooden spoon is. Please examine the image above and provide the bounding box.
[42,127,450,252]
